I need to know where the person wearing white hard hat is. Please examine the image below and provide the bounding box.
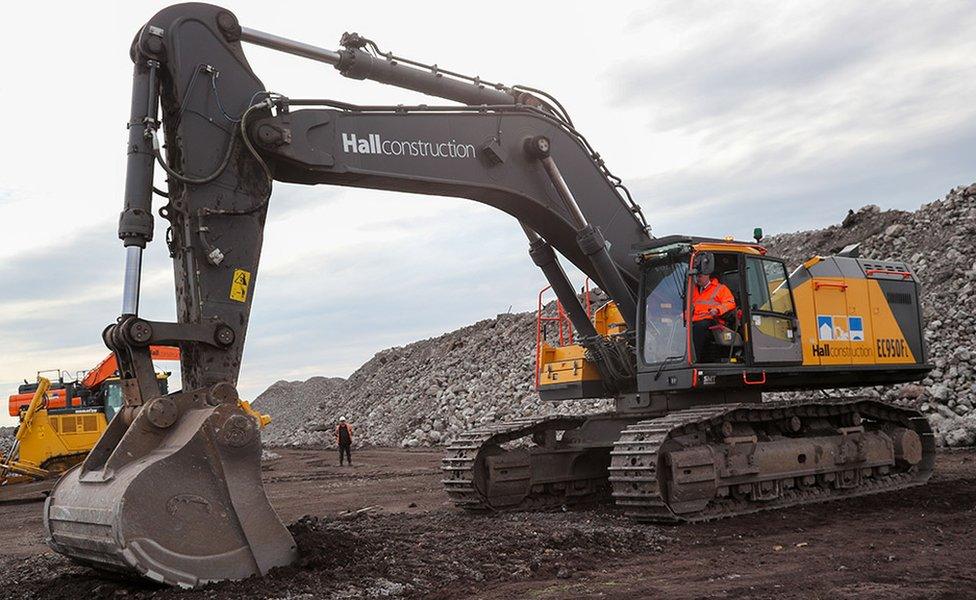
[334,416,354,466]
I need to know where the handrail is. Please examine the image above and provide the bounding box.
[813,280,848,290]
[534,285,577,388]
[865,269,912,279]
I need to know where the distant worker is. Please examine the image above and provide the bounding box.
[691,258,736,362]
[335,416,354,466]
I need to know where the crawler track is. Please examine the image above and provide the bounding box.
[442,414,611,511]
[608,398,935,522]
[39,453,87,474]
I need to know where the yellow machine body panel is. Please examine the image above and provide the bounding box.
[538,343,602,388]
[866,281,919,364]
[16,409,108,470]
[537,301,624,397]
[593,301,626,337]
[792,257,920,367]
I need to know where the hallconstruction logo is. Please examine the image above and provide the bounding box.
[816,314,864,341]
[341,133,477,159]
[812,314,875,359]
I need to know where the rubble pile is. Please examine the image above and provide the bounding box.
[765,182,976,446]
[255,377,344,447]
[257,182,976,449]
[255,310,610,448]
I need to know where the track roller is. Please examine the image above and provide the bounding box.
[609,398,935,522]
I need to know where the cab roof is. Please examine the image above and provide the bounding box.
[635,235,768,256]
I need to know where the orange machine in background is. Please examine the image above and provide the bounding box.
[2,347,178,486]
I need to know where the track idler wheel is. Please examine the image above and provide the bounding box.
[43,383,296,588]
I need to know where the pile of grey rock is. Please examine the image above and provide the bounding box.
[253,377,344,447]
[254,311,609,448]
[765,182,976,447]
[257,182,976,449]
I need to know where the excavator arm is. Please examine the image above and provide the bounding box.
[45,3,650,586]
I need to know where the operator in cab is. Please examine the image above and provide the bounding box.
[690,254,736,362]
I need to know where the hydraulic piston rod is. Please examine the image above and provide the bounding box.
[241,27,342,64]
[121,246,143,315]
[537,155,638,330]
[521,224,599,340]
[241,27,515,106]
[118,59,160,316]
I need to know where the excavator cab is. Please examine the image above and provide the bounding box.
[685,245,801,366]
[637,238,804,389]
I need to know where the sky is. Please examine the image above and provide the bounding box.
[1,1,974,426]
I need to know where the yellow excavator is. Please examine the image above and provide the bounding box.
[1,347,178,491]
[41,3,933,588]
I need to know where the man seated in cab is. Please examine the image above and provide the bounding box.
[690,256,736,362]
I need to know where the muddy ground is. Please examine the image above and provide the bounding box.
[0,448,973,599]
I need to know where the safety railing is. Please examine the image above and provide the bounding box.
[534,280,592,388]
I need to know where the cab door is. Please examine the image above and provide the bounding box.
[744,257,802,364]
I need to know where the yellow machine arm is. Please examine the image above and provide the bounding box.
[15,377,50,441]
[0,377,52,482]
[239,400,272,429]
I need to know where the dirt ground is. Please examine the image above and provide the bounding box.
[0,447,973,599]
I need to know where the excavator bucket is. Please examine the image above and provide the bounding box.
[43,383,296,588]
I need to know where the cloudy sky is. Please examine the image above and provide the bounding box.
[1,1,974,425]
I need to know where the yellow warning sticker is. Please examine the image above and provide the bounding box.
[230,269,250,303]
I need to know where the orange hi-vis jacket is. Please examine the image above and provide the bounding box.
[334,422,354,445]
[691,278,736,322]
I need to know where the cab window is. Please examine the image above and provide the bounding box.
[746,257,794,315]
[744,256,801,362]
[641,258,689,363]
[104,381,123,422]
